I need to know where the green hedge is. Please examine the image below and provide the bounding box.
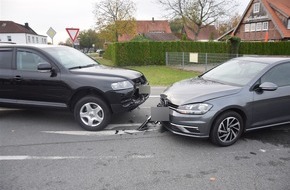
[239,42,290,55]
[103,42,230,66]
[103,41,290,66]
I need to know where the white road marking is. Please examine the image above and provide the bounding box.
[139,107,151,109]
[149,95,160,98]
[0,154,154,161]
[106,123,143,129]
[41,129,157,136]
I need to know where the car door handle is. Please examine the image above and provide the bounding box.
[14,76,22,81]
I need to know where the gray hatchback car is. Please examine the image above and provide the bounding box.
[160,57,290,146]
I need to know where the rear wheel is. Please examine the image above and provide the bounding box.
[74,96,111,131]
[210,111,243,147]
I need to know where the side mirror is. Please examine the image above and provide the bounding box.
[259,82,278,91]
[38,62,52,72]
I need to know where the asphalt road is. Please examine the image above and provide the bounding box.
[0,87,290,190]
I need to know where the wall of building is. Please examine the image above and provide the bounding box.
[0,33,47,44]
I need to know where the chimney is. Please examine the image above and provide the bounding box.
[24,23,29,29]
[152,17,155,23]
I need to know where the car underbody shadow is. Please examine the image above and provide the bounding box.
[242,125,290,148]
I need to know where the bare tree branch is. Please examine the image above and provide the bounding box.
[94,0,136,42]
[157,0,238,40]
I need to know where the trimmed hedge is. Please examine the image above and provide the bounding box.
[103,41,290,66]
[239,42,290,55]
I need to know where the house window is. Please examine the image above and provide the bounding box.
[263,22,269,30]
[32,37,35,43]
[245,24,250,32]
[36,37,39,43]
[253,3,260,13]
[251,23,256,31]
[256,22,262,31]
[7,36,12,41]
[288,19,290,29]
[28,36,31,43]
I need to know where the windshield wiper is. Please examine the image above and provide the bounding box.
[69,64,96,70]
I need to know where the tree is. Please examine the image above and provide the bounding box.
[157,0,238,41]
[94,0,136,42]
[216,13,241,35]
[58,38,73,46]
[78,29,103,52]
[169,17,184,33]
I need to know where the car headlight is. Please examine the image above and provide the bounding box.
[177,103,212,115]
[111,81,133,90]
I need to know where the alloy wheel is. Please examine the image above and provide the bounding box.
[217,116,241,143]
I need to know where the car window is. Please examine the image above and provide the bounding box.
[202,59,267,86]
[17,50,46,71]
[43,46,98,69]
[261,63,290,87]
[0,48,13,69]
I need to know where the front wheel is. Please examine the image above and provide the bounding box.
[210,111,244,147]
[74,96,111,131]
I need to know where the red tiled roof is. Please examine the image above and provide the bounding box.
[136,20,172,34]
[263,0,290,38]
[0,21,37,35]
[184,25,219,41]
[118,20,172,42]
[144,33,179,41]
[269,0,290,17]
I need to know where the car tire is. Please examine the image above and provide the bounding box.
[210,111,244,147]
[74,96,111,131]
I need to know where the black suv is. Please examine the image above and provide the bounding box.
[0,44,150,130]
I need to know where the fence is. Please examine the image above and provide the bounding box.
[165,52,242,72]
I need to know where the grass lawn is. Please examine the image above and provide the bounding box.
[94,57,200,86]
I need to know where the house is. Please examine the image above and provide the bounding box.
[118,18,179,42]
[183,25,219,41]
[232,0,290,41]
[0,21,47,44]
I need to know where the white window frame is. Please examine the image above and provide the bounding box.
[251,23,256,32]
[288,19,290,29]
[263,22,269,30]
[245,24,250,32]
[256,22,262,31]
[7,36,12,41]
[253,3,260,13]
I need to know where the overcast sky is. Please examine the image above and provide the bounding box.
[0,0,250,44]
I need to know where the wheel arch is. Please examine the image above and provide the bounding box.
[210,107,248,134]
[68,87,112,112]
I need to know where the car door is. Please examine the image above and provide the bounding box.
[0,47,15,100]
[251,62,290,128]
[13,48,71,107]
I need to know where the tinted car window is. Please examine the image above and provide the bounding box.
[261,63,290,87]
[0,49,13,69]
[17,50,47,71]
[43,47,98,69]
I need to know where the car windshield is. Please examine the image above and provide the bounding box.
[201,59,268,86]
[44,46,98,69]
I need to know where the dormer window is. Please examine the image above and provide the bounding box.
[253,3,260,13]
